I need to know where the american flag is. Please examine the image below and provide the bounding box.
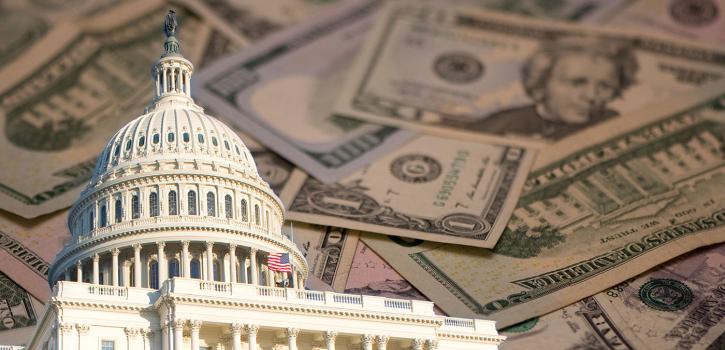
[267,252,292,272]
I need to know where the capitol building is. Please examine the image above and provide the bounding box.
[23,12,504,350]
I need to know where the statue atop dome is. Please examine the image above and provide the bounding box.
[161,10,180,57]
[164,10,177,38]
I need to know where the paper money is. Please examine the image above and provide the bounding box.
[0,271,44,346]
[0,0,212,218]
[360,83,725,328]
[470,0,632,23]
[334,1,725,147]
[290,223,360,292]
[608,0,725,46]
[196,0,416,183]
[500,243,725,350]
[281,134,535,248]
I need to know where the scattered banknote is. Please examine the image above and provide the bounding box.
[0,0,215,219]
[500,243,725,350]
[196,0,416,183]
[334,1,725,147]
[280,134,535,248]
[608,0,725,46]
[360,82,725,328]
[470,0,632,23]
[0,271,44,346]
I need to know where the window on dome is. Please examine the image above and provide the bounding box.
[213,259,221,281]
[235,145,240,155]
[114,145,120,157]
[88,210,95,232]
[266,210,270,230]
[198,134,204,143]
[132,195,140,219]
[149,192,159,217]
[168,259,180,278]
[149,261,159,289]
[115,198,123,223]
[153,133,160,144]
[183,132,190,143]
[128,263,134,286]
[212,137,218,147]
[190,258,201,279]
[125,139,132,151]
[100,205,107,228]
[168,191,178,215]
[225,195,233,219]
[240,199,248,222]
[188,191,197,215]
[224,140,230,150]
[254,204,260,225]
[207,192,216,217]
[168,132,175,142]
[138,136,145,147]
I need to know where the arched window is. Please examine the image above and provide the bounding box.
[168,191,178,215]
[114,198,122,223]
[129,263,135,287]
[207,192,216,217]
[88,210,94,232]
[99,205,107,227]
[149,192,159,217]
[188,191,197,215]
[149,261,159,289]
[132,194,140,219]
[168,259,180,278]
[225,194,233,219]
[213,259,222,281]
[240,199,248,222]
[190,258,201,279]
[254,204,260,225]
[265,211,270,230]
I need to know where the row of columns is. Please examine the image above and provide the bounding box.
[67,241,304,289]
[155,65,191,97]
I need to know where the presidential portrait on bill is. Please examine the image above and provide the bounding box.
[475,36,639,140]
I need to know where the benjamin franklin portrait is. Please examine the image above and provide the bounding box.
[475,36,639,140]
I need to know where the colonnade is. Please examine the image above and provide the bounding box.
[155,63,191,97]
[63,240,304,289]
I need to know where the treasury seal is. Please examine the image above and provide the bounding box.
[638,278,693,311]
[390,154,442,184]
[433,52,484,83]
[669,0,719,27]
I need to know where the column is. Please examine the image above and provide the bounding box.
[76,260,83,282]
[287,328,299,350]
[142,329,154,350]
[92,254,99,284]
[239,252,247,283]
[267,265,275,287]
[250,249,259,285]
[182,241,190,278]
[229,244,237,283]
[162,321,169,350]
[76,324,90,350]
[412,339,424,350]
[376,336,389,350]
[190,320,202,350]
[156,71,161,96]
[291,268,298,289]
[362,335,373,350]
[158,242,167,287]
[425,340,439,350]
[325,331,337,350]
[162,68,167,93]
[173,320,185,350]
[245,325,259,350]
[59,322,75,350]
[133,244,142,288]
[125,328,141,350]
[231,323,243,350]
[112,248,120,286]
[206,241,214,281]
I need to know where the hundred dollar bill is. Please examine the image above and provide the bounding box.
[195,0,416,183]
[608,0,725,46]
[281,134,534,248]
[0,271,44,346]
[360,83,725,328]
[0,0,211,218]
[501,243,725,350]
[334,1,725,147]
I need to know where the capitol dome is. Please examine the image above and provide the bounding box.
[47,14,307,291]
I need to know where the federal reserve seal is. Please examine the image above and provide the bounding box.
[433,52,484,83]
[669,0,719,27]
[390,154,442,184]
[638,278,693,311]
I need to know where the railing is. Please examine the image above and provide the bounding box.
[88,285,128,297]
[296,290,325,302]
[333,294,362,305]
[384,299,412,310]
[444,318,475,328]
[199,281,230,293]
[0,346,25,350]
[256,286,286,298]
